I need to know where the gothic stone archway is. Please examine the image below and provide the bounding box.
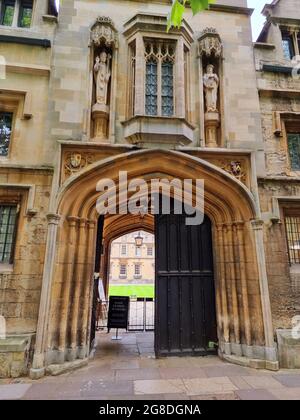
[30,149,278,378]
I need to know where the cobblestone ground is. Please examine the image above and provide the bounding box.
[1,332,300,400]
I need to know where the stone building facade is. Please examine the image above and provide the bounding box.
[109,231,155,286]
[0,0,299,378]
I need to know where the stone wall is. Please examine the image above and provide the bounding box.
[259,180,300,331]
[0,168,53,377]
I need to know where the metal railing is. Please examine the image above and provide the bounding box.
[96,298,155,332]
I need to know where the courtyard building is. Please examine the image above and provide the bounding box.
[0,0,299,380]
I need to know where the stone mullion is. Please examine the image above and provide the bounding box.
[134,34,145,115]
[224,223,241,345]
[69,218,88,360]
[79,220,96,356]
[157,44,162,116]
[236,222,252,347]
[216,224,229,344]
[57,217,80,359]
[175,37,185,118]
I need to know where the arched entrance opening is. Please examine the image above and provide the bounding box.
[30,149,277,377]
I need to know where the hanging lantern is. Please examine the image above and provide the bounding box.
[135,232,143,247]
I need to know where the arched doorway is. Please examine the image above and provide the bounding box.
[30,149,277,377]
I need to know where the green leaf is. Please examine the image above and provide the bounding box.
[167,0,185,32]
[167,0,215,31]
[190,0,209,15]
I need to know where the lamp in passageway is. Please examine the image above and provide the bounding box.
[135,232,143,247]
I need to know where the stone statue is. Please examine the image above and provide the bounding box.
[203,64,219,113]
[94,51,111,105]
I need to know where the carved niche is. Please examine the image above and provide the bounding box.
[198,28,223,148]
[90,17,118,142]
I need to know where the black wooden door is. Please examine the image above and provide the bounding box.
[155,205,217,357]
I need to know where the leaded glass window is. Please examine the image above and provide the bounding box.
[0,112,13,157]
[18,0,33,28]
[285,215,300,264]
[144,41,175,117]
[288,133,300,170]
[282,33,295,60]
[145,58,158,116]
[0,205,17,264]
[161,60,174,116]
[0,0,16,26]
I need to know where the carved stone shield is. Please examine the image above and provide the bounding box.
[70,153,82,169]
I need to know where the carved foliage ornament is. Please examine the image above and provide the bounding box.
[198,28,223,58]
[91,16,118,48]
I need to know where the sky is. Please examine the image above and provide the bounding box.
[55,0,268,41]
[248,0,268,40]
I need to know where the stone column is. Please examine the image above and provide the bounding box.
[236,222,252,349]
[68,218,88,361]
[30,213,60,379]
[57,216,79,363]
[251,219,277,362]
[224,223,241,355]
[79,220,96,357]
[216,224,230,346]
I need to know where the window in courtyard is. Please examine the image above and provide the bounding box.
[134,264,141,277]
[282,32,295,60]
[0,205,18,264]
[119,264,127,278]
[145,41,175,117]
[120,244,127,256]
[288,133,300,170]
[135,246,141,257]
[0,112,13,157]
[147,246,153,256]
[285,214,300,264]
[0,0,33,27]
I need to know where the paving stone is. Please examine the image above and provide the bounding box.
[229,376,253,390]
[183,377,238,396]
[80,380,134,397]
[116,368,160,381]
[268,387,300,400]
[112,360,140,370]
[274,374,300,388]
[204,365,252,377]
[159,367,207,379]
[242,375,283,389]
[235,389,278,400]
[0,384,32,400]
[134,379,186,395]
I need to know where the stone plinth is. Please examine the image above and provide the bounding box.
[277,329,300,369]
[92,103,109,142]
[0,334,34,378]
[205,112,220,148]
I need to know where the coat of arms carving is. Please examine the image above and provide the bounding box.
[64,152,93,177]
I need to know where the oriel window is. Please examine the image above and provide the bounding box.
[0,0,16,26]
[287,133,300,170]
[0,112,13,157]
[0,205,18,264]
[145,41,175,117]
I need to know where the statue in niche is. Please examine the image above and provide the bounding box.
[94,51,111,105]
[203,64,219,113]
